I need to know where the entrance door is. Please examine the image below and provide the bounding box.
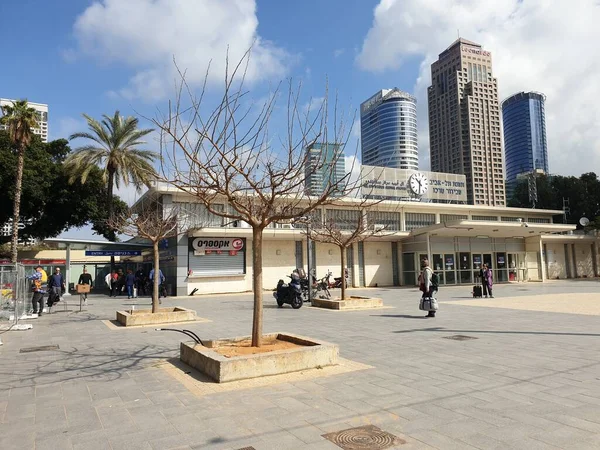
[508,253,527,282]
[432,253,456,285]
[496,252,508,282]
[459,252,471,284]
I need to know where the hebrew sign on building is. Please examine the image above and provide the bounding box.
[361,165,468,203]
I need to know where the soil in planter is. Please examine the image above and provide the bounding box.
[209,336,302,358]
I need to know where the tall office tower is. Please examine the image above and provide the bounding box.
[0,99,48,143]
[502,91,549,199]
[360,88,418,170]
[304,142,346,196]
[428,38,505,206]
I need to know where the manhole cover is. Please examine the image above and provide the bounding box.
[20,345,60,353]
[444,335,478,341]
[322,425,405,450]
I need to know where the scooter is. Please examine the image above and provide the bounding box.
[273,272,303,309]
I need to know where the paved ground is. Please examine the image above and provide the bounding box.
[1,280,600,449]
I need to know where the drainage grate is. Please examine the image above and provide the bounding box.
[20,345,60,353]
[322,425,405,450]
[444,335,478,341]
[236,447,256,450]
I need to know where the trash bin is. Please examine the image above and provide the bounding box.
[69,282,75,292]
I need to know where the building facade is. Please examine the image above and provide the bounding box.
[428,38,505,206]
[360,89,418,170]
[0,99,48,143]
[502,92,549,199]
[304,142,345,196]
[118,183,600,298]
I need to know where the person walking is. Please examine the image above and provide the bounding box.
[420,259,437,318]
[110,270,119,297]
[134,268,145,296]
[149,267,166,304]
[125,269,136,299]
[116,269,125,296]
[27,265,48,316]
[78,268,93,304]
[47,267,65,308]
[483,263,494,298]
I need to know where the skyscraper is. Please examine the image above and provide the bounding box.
[0,98,48,143]
[428,39,505,206]
[360,89,418,170]
[502,92,549,198]
[304,142,346,196]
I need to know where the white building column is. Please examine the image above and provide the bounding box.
[539,236,546,282]
[64,244,72,296]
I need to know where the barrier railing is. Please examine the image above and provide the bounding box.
[0,264,29,328]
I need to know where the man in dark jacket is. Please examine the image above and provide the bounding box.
[78,268,93,304]
[47,267,65,307]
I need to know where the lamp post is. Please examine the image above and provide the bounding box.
[294,216,312,303]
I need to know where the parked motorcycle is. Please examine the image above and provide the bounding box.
[294,268,330,301]
[273,272,303,309]
[329,268,349,289]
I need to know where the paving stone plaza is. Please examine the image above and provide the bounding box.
[1,281,600,450]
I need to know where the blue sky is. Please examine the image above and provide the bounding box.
[2,0,599,239]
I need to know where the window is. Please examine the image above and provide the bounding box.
[528,217,551,224]
[405,213,436,231]
[471,215,498,221]
[179,203,224,228]
[440,214,468,222]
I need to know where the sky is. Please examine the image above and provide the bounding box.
[1,0,599,239]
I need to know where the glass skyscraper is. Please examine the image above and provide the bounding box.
[304,142,346,196]
[502,92,548,197]
[360,89,418,170]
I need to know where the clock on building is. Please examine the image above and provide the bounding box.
[409,172,429,196]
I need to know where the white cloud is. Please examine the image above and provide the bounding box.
[334,48,345,58]
[357,0,600,176]
[70,0,289,101]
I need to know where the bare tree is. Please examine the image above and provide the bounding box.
[306,199,400,300]
[109,200,179,313]
[153,52,358,347]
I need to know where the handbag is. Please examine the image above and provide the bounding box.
[419,297,439,311]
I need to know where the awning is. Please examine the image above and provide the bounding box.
[410,220,576,239]
[44,238,151,251]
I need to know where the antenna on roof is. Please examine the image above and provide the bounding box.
[457,29,460,39]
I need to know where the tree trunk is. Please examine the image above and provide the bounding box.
[107,168,116,271]
[10,146,25,263]
[152,241,160,313]
[340,245,347,300]
[251,226,263,347]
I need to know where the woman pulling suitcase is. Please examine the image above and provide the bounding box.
[419,259,439,318]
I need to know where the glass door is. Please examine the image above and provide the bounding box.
[444,254,456,284]
[459,252,471,284]
[508,253,518,282]
[496,252,508,282]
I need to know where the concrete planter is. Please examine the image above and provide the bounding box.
[116,307,197,327]
[311,296,384,310]
[180,333,339,383]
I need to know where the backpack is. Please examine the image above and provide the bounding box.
[40,269,48,284]
[431,272,439,288]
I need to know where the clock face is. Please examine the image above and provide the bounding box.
[409,173,429,196]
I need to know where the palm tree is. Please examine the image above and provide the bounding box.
[65,111,158,228]
[0,100,39,263]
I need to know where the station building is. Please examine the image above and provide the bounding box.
[127,182,598,297]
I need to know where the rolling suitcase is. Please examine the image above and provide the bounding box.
[473,285,482,298]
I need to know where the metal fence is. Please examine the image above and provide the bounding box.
[0,263,28,327]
